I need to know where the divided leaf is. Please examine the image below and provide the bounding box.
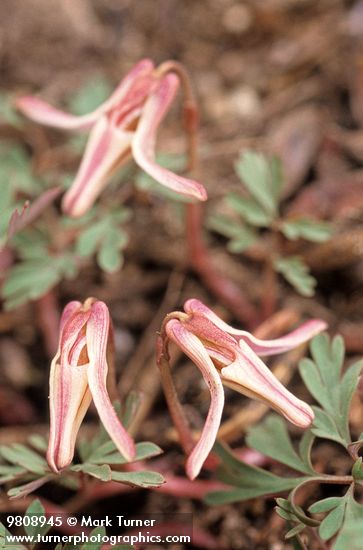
[234,151,281,216]
[246,415,314,474]
[274,256,316,297]
[205,442,306,505]
[281,218,332,243]
[299,334,362,447]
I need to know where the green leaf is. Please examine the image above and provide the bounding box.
[276,498,293,512]
[71,464,112,482]
[97,243,123,273]
[352,458,363,481]
[0,521,27,550]
[339,360,363,442]
[269,155,284,201]
[333,495,363,550]
[2,254,76,310]
[300,334,360,447]
[0,444,47,475]
[207,215,258,252]
[28,435,48,453]
[76,220,109,257]
[298,431,315,472]
[275,507,295,521]
[285,523,305,539]
[274,256,316,297]
[246,415,313,474]
[281,218,332,243]
[319,502,346,540]
[68,76,112,115]
[234,151,279,215]
[298,358,330,411]
[205,442,305,504]
[311,407,345,444]
[309,497,343,514]
[24,499,52,539]
[122,391,142,429]
[88,441,163,465]
[0,92,23,126]
[207,214,247,238]
[227,194,273,227]
[111,470,165,488]
[227,230,258,253]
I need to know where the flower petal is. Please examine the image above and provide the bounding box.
[166,319,224,479]
[86,301,136,462]
[47,306,92,472]
[184,299,327,356]
[62,116,133,216]
[132,74,208,202]
[220,341,314,428]
[15,96,99,131]
[15,59,155,131]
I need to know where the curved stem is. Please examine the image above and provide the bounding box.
[156,335,195,456]
[289,476,353,527]
[157,61,259,328]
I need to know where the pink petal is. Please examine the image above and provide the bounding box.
[184,299,327,356]
[86,301,136,462]
[166,319,225,480]
[62,116,133,216]
[15,96,99,131]
[47,305,92,472]
[221,341,314,428]
[132,74,208,202]
[101,59,155,124]
[15,59,155,131]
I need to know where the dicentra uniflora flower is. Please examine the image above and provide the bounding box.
[16,59,207,217]
[158,299,327,479]
[47,298,135,472]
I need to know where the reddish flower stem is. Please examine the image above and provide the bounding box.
[158,61,259,329]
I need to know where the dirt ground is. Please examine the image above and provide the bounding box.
[1,1,363,549]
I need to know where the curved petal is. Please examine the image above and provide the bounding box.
[220,341,314,428]
[86,301,136,462]
[47,361,91,472]
[62,116,133,216]
[132,74,208,202]
[15,96,100,131]
[47,306,92,472]
[166,319,225,480]
[184,299,327,356]
[15,59,155,131]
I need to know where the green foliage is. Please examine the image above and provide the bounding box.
[234,151,282,216]
[299,334,363,447]
[204,441,306,505]
[274,256,316,297]
[246,415,315,474]
[209,150,332,297]
[0,399,164,499]
[206,334,363,548]
[281,218,332,243]
[0,143,43,241]
[75,207,131,273]
[68,75,113,116]
[0,92,23,127]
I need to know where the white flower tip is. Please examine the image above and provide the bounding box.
[186,455,202,480]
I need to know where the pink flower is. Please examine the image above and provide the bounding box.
[16,60,207,217]
[158,299,327,479]
[47,298,135,472]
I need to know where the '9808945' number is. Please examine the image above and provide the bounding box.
[7,515,63,528]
